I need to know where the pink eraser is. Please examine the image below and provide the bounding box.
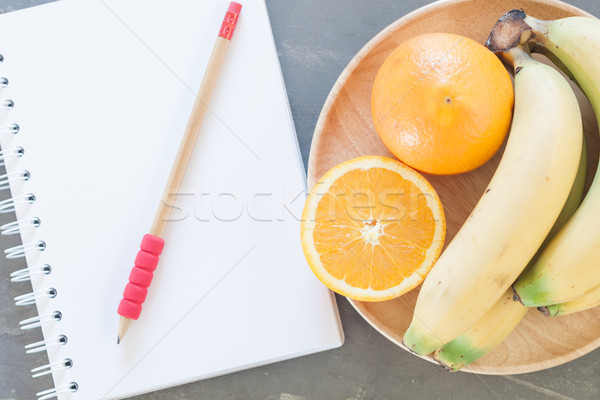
[117,234,165,319]
[228,2,242,14]
[123,283,148,304]
[134,250,159,272]
[140,234,165,255]
[118,299,142,320]
[128,266,153,287]
[219,2,241,40]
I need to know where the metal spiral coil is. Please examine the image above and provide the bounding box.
[4,240,45,259]
[25,335,68,354]
[0,193,35,213]
[14,288,56,306]
[0,169,30,189]
[0,123,19,135]
[0,98,13,108]
[10,264,50,282]
[19,311,62,330]
[2,216,41,235]
[0,146,24,166]
[36,382,78,400]
[1,54,78,397]
[31,358,73,378]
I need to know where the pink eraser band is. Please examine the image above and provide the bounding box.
[128,267,153,287]
[117,234,165,320]
[218,2,241,40]
[118,299,141,320]
[140,234,165,255]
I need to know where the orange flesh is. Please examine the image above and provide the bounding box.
[312,168,435,290]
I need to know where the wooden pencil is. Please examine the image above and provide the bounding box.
[117,1,242,344]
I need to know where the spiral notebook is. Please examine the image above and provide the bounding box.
[0,0,343,398]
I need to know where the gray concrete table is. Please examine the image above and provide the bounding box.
[2,0,600,399]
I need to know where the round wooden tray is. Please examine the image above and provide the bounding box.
[307,0,599,374]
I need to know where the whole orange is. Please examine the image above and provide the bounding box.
[371,33,514,175]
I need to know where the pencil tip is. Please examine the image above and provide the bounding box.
[117,316,133,345]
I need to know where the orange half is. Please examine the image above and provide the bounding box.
[301,156,445,301]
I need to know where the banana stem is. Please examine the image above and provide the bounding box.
[486,9,533,53]
[486,11,539,73]
[506,45,537,73]
[523,15,550,38]
[486,10,551,54]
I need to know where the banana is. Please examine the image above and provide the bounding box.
[433,289,527,371]
[434,138,586,371]
[540,284,600,317]
[506,12,600,307]
[537,136,587,249]
[402,42,582,356]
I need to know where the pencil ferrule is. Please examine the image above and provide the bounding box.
[218,10,240,40]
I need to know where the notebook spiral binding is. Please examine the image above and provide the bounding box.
[1,54,78,399]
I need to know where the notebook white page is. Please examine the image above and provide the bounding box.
[0,0,343,398]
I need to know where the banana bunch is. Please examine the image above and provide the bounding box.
[407,9,600,370]
[402,35,583,356]
[505,13,600,317]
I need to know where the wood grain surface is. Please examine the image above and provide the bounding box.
[307,0,600,375]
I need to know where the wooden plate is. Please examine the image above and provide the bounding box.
[307,0,599,374]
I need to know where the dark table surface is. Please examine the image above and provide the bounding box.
[1,0,600,399]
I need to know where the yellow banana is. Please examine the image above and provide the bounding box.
[540,284,600,317]
[402,41,582,356]
[433,289,527,371]
[434,135,586,370]
[507,12,600,307]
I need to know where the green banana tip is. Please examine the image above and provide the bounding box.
[435,357,457,372]
[402,327,441,356]
[401,338,420,356]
